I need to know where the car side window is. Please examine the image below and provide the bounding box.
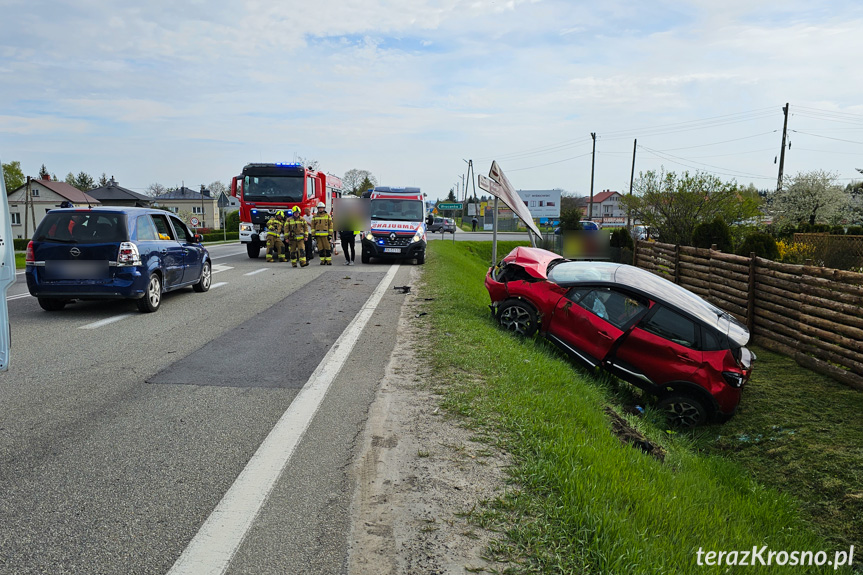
[640,306,698,349]
[151,214,176,241]
[574,287,648,329]
[136,216,158,241]
[170,217,193,243]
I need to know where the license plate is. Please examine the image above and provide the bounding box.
[384,248,402,254]
[45,260,109,280]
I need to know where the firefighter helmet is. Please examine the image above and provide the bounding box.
[276,210,285,219]
[317,202,325,209]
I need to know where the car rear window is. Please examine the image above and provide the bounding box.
[34,212,127,244]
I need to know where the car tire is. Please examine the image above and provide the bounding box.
[361,249,370,264]
[247,242,260,258]
[137,273,162,313]
[193,260,211,293]
[497,299,538,337]
[415,251,425,265]
[38,298,66,311]
[657,394,708,428]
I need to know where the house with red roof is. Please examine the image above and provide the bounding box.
[575,190,628,227]
[6,177,100,239]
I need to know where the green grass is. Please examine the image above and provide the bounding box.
[419,240,856,574]
[15,253,25,269]
[696,347,863,551]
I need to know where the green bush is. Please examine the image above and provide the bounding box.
[609,227,633,250]
[14,238,29,250]
[692,217,732,251]
[737,231,779,260]
[202,231,239,242]
[846,226,863,236]
[225,210,240,231]
[558,208,583,231]
[829,226,845,235]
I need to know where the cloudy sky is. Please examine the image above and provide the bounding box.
[2,0,863,201]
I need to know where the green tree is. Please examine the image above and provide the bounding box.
[38,164,50,179]
[343,169,377,195]
[692,217,733,252]
[558,208,584,231]
[2,160,25,192]
[65,171,95,191]
[225,209,240,231]
[620,168,761,246]
[445,188,457,202]
[770,170,849,227]
[358,176,375,196]
[98,173,109,187]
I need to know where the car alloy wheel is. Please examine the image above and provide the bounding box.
[657,395,707,428]
[497,299,538,337]
[137,273,162,313]
[194,261,211,292]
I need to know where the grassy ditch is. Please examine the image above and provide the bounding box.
[420,240,855,574]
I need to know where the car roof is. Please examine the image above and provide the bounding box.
[48,206,169,216]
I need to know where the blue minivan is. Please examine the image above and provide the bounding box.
[26,207,211,312]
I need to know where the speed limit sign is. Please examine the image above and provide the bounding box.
[190,217,200,227]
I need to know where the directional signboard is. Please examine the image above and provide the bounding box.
[437,203,463,210]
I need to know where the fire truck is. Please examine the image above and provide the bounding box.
[231,163,343,258]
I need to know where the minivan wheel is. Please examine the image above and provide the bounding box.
[415,251,425,265]
[361,249,370,264]
[137,273,162,313]
[497,299,538,337]
[657,394,708,428]
[247,242,261,258]
[38,298,67,311]
[193,260,211,293]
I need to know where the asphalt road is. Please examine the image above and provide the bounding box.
[0,243,415,574]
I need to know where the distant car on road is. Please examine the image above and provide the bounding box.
[631,225,650,241]
[26,207,211,312]
[485,247,755,427]
[554,220,600,234]
[428,217,456,233]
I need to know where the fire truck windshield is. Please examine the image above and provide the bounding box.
[370,198,424,222]
[243,175,304,203]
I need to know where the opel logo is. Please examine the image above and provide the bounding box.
[69,247,81,257]
[389,232,397,240]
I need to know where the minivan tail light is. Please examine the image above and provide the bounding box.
[722,371,746,388]
[117,242,141,266]
[25,241,34,262]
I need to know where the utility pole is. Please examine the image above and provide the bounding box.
[24,177,31,239]
[200,184,207,228]
[588,132,597,221]
[776,103,789,192]
[627,138,637,230]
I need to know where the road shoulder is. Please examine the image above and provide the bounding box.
[348,266,512,574]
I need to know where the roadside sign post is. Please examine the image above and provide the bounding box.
[217,193,230,242]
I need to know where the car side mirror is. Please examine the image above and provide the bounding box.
[194,234,203,243]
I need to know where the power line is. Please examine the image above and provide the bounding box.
[790,130,863,145]
[505,152,594,172]
[638,145,774,180]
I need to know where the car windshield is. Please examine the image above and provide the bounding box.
[370,199,424,221]
[243,175,304,203]
[34,212,127,244]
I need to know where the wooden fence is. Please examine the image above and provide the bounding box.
[634,241,863,391]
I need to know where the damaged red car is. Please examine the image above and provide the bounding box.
[485,247,755,427]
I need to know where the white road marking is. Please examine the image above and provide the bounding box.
[211,252,246,260]
[6,293,30,301]
[211,264,234,274]
[167,264,400,575]
[210,282,228,289]
[79,314,134,330]
[243,268,269,276]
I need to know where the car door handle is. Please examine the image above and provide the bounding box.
[160,249,168,254]
[675,353,698,364]
[598,331,614,341]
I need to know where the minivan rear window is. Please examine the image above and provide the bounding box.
[34,212,127,244]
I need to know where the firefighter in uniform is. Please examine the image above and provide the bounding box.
[286,207,310,267]
[312,201,334,265]
[265,210,286,262]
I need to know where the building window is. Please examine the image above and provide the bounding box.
[31,189,39,197]
[192,206,203,214]
[10,212,20,225]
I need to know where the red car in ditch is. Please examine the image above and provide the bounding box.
[485,247,755,426]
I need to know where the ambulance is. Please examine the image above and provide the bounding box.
[360,187,426,264]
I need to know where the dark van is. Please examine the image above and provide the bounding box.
[26,207,211,312]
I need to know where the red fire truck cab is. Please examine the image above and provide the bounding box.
[231,163,342,258]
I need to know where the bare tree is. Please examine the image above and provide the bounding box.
[343,169,377,195]
[146,183,167,197]
[296,156,319,171]
[208,180,228,197]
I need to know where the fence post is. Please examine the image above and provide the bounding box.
[674,244,681,285]
[747,252,756,335]
[632,239,638,266]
